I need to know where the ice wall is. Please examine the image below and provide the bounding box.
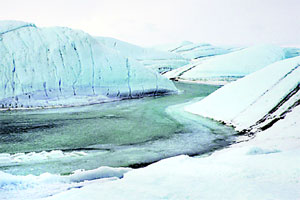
[0,21,177,109]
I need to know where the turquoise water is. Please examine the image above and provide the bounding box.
[0,82,236,175]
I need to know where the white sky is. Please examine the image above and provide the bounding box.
[1,0,299,47]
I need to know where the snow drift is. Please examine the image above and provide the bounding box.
[185,55,300,132]
[0,21,177,109]
[96,37,189,73]
[164,44,288,84]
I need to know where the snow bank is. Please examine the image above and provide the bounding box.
[185,55,300,131]
[96,37,189,73]
[165,44,286,84]
[0,21,177,109]
[42,102,300,200]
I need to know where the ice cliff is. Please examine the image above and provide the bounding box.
[0,21,177,109]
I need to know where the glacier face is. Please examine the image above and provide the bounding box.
[0,21,177,109]
[96,37,190,73]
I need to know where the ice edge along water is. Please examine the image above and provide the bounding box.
[0,21,177,109]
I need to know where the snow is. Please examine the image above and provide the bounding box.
[0,21,177,109]
[185,55,300,131]
[96,37,189,73]
[164,44,287,84]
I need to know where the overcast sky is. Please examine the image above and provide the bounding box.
[1,0,299,47]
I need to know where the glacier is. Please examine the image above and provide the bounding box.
[164,44,294,85]
[0,21,177,109]
[153,41,236,60]
[96,36,189,73]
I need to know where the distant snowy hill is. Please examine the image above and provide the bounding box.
[164,44,288,85]
[96,37,189,73]
[153,41,235,60]
[0,21,177,109]
[185,55,300,132]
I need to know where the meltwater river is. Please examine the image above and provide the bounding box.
[0,82,236,176]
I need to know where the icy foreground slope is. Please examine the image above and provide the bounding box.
[44,104,300,200]
[153,41,234,60]
[0,21,177,108]
[96,37,189,73]
[164,45,287,84]
[185,55,300,131]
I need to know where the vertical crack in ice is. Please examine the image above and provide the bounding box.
[71,42,82,96]
[155,73,158,95]
[125,58,132,98]
[105,57,113,71]
[15,29,32,100]
[88,41,96,95]
[59,79,62,94]
[58,49,66,95]
[11,54,16,96]
[1,39,12,97]
[36,29,52,99]
[43,81,48,97]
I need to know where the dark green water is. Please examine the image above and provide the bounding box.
[0,82,236,175]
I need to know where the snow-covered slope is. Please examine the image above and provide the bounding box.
[164,44,287,85]
[153,41,235,60]
[0,21,177,109]
[185,55,300,132]
[96,37,189,73]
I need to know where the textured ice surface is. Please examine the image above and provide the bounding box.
[185,55,300,131]
[96,37,189,73]
[165,44,287,84]
[0,21,177,109]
